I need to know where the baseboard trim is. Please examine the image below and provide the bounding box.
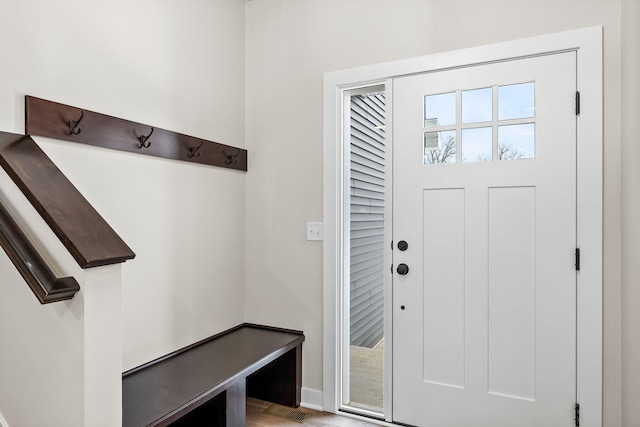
[301,387,323,411]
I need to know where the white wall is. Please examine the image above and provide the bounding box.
[244,1,623,424]
[0,0,246,374]
[621,0,640,425]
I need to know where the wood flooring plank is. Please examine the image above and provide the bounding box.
[247,398,382,427]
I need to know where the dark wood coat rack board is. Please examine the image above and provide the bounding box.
[25,96,247,171]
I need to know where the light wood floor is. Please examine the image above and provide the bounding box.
[247,398,382,427]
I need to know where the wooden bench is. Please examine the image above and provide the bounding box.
[122,324,304,427]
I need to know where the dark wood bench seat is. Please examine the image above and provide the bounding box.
[122,323,305,427]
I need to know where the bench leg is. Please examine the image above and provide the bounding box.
[226,381,246,427]
[246,344,302,407]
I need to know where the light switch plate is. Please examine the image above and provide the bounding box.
[307,222,323,241]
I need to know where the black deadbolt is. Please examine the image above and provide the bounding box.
[401,305,406,310]
[396,263,409,275]
[397,240,408,251]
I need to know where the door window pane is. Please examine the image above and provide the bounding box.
[462,127,492,162]
[462,87,492,124]
[498,123,535,159]
[425,92,456,127]
[424,130,456,164]
[498,82,535,120]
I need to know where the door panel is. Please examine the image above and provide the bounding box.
[422,188,465,389]
[392,52,577,427]
[487,186,536,401]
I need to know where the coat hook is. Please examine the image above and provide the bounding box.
[189,140,204,158]
[68,110,85,135]
[138,127,154,148]
[226,148,241,165]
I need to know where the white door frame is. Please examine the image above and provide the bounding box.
[323,26,603,426]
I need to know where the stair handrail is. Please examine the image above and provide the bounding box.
[0,196,79,304]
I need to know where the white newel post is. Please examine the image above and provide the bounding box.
[83,265,123,427]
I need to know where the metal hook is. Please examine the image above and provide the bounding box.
[138,127,154,149]
[69,110,85,135]
[226,148,241,165]
[189,140,204,158]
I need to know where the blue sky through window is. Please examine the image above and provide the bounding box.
[498,82,535,120]
[462,127,492,162]
[462,88,492,124]
[499,123,535,159]
[425,92,456,127]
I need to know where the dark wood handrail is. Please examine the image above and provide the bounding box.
[0,197,80,304]
[0,132,135,268]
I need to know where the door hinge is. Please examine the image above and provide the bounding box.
[575,248,581,271]
[575,403,580,426]
[576,91,581,115]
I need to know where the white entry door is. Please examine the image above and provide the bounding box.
[392,52,577,427]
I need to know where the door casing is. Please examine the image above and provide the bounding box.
[323,26,602,426]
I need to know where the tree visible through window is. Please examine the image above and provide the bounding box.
[425,135,456,164]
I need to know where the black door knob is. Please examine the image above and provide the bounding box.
[397,240,408,251]
[397,263,409,275]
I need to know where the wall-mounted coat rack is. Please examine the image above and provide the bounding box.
[25,96,247,171]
